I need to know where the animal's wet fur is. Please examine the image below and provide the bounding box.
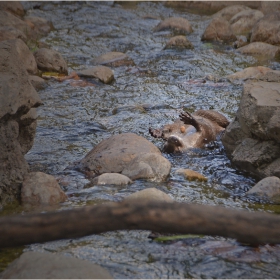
[149,109,229,153]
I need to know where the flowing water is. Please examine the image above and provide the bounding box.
[2,1,280,278]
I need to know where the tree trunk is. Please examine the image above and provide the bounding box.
[0,201,280,248]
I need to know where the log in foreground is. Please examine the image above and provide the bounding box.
[0,201,280,248]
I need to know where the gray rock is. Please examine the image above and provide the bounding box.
[21,172,67,205]
[28,75,47,90]
[222,81,280,179]
[230,9,264,35]
[1,251,112,279]
[24,16,54,37]
[124,188,173,203]
[78,66,114,84]
[164,35,194,49]
[237,42,280,59]
[233,35,248,48]
[154,17,193,34]
[0,1,25,17]
[201,17,237,43]
[34,48,68,74]
[212,5,252,21]
[250,12,280,45]
[91,51,134,67]
[0,26,27,43]
[0,39,42,200]
[122,153,171,182]
[92,173,132,185]
[246,176,280,203]
[78,133,161,177]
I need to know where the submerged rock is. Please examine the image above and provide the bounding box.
[21,172,67,205]
[175,168,208,182]
[246,176,280,204]
[122,153,171,182]
[92,173,132,185]
[201,17,237,43]
[91,51,134,67]
[34,48,68,74]
[1,251,113,279]
[124,188,173,203]
[164,35,194,49]
[154,17,193,34]
[78,66,114,84]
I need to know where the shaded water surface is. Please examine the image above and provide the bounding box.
[2,1,280,278]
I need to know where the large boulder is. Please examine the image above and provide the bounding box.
[34,48,68,74]
[250,12,280,45]
[21,172,67,205]
[0,39,42,206]
[77,133,165,178]
[0,1,25,17]
[213,5,252,21]
[222,81,280,179]
[1,251,113,279]
[230,9,264,35]
[24,16,54,37]
[246,176,280,203]
[121,153,171,182]
[0,26,27,43]
[153,17,193,34]
[260,2,280,15]
[237,42,280,59]
[201,17,237,43]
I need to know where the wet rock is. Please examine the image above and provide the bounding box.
[12,39,37,75]
[122,153,171,182]
[0,39,42,201]
[24,16,54,37]
[91,51,134,67]
[175,168,208,182]
[0,26,27,43]
[230,9,264,35]
[237,42,280,59]
[246,176,280,203]
[0,11,32,38]
[1,251,113,279]
[233,35,248,48]
[78,133,161,177]
[124,188,173,203]
[213,5,252,21]
[226,66,280,82]
[78,66,114,84]
[92,173,132,185]
[201,17,237,43]
[21,172,67,205]
[28,75,47,90]
[0,1,25,17]
[153,17,193,34]
[250,12,280,45]
[164,35,194,49]
[34,48,68,74]
[222,81,280,178]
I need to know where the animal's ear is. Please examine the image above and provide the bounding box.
[149,127,163,138]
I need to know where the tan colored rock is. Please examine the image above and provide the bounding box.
[92,173,132,185]
[91,51,134,67]
[24,16,54,37]
[260,2,280,15]
[21,172,67,205]
[237,42,280,59]
[124,188,173,203]
[201,17,237,43]
[0,1,25,17]
[1,251,113,279]
[78,66,114,84]
[29,75,47,90]
[78,133,161,177]
[175,168,208,182]
[122,153,171,182]
[164,35,194,49]
[34,48,68,74]
[0,26,27,43]
[213,5,252,21]
[154,17,193,34]
[230,9,264,35]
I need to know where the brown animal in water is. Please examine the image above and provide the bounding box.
[149,109,229,153]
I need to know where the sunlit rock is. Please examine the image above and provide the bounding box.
[92,173,132,185]
[154,17,193,34]
[175,168,208,182]
[78,66,114,84]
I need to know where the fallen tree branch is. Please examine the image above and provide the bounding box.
[0,201,280,248]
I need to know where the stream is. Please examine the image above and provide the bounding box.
[1,1,280,278]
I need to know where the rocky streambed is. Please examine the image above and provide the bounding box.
[1,1,280,279]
